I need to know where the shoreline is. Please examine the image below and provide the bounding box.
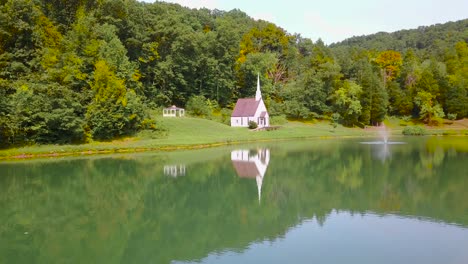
[1,118,467,161]
[0,135,369,161]
[2,133,467,161]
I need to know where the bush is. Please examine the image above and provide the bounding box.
[270,115,287,125]
[402,126,427,136]
[330,113,341,128]
[447,113,457,120]
[248,120,258,129]
[86,90,147,140]
[401,115,412,122]
[186,95,211,118]
[429,117,444,126]
[442,130,457,136]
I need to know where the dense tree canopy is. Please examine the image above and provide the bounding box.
[0,0,467,147]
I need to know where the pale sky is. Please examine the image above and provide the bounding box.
[143,0,468,44]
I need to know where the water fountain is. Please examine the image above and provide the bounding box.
[360,124,405,162]
[378,124,389,144]
[360,124,405,145]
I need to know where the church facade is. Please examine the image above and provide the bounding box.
[230,76,269,127]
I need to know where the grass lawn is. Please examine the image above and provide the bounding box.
[0,117,466,160]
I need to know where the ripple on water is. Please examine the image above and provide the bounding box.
[360,141,407,145]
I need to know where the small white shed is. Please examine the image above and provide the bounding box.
[163,105,185,117]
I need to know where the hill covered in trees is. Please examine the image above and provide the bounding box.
[331,19,468,55]
[0,0,467,148]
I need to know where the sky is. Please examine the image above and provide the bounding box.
[141,0,468,44]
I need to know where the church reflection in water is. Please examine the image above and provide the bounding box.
[231,149,270,203]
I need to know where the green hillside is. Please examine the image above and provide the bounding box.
[332,19,468,53]
[0,0,467,149]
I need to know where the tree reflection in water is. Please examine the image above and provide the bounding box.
[0,138,466,263]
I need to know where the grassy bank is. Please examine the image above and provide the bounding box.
[1,117,467,160]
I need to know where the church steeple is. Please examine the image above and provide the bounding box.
[255,74,262,101]
[256,175,263,204]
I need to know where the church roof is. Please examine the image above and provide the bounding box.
[231,98,260,117]
[232,161,260,178]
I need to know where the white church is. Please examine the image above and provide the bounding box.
[231,148,270,203]
[231,75,269,127]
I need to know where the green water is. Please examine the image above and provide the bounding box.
[0,137,467,263]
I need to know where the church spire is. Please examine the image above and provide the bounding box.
[256,175,263,204]
[255,73,262,101]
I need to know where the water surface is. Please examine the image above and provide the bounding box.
[0,137,467,263]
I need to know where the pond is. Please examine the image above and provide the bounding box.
[0,137,467,263]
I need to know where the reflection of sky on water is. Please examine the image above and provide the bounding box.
[188,211,468,264]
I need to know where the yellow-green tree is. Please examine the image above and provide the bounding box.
[85,60,146,140]
[236,22,293,96]
[330,80,363,126]
[90,60,127,105]
[374,50,403,85]
[414,90,445,125]
[237,22,291,64]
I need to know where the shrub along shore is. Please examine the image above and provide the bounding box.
[1,117,467,160]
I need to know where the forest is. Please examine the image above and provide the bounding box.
[0,0,467,148]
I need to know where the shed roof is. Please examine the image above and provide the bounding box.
[164,105,184,110]
[231,98,260,117]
